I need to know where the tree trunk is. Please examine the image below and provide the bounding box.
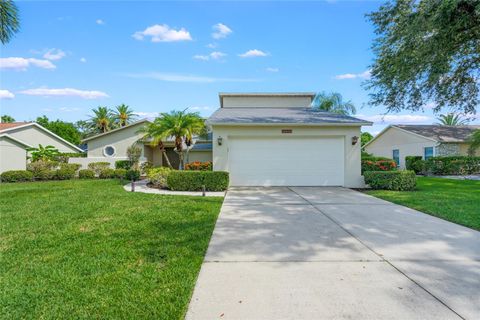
[158,142,173,169]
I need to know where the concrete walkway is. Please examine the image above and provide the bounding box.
[186,187,480,320]
[123,180,225,197]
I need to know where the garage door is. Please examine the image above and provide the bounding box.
[228,136,345,186]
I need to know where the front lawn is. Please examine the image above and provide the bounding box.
[0,179,223,319]
[366,177,480,231]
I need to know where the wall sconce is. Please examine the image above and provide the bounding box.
[351,136,359,145]
[217,136,223,146]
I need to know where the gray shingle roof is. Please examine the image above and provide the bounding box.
[207,108,372,126]
[395,125,480,142]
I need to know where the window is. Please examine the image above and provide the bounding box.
[103,145,116,157]
[424,147,434,160]
[392,149,400,166]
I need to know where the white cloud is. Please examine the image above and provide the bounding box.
[334,70,371,80]
[238,49,268,58]
[125,72,260,83]
[0,90,15,99]
[0,57,56,70]
[194,51,227,61]
[193,55,209,61]
[212,23,232,39]
[41,107,81,113]
[266,67,279,72]
[96,19,105,25]
[134,111,158,118]
[19,88,109,99]
[206,43,218,49]
[190,106,212,111]
[80,57,87,63]
[357,114,432,124]
[43,48,66,61]
[132,24,192,42]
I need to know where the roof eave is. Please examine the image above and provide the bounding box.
[209,122,372,127]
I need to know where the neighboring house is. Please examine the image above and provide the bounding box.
[207,93,372,187]
[73,119,212,169]
[0,122,83,173]
[364,125,480,169]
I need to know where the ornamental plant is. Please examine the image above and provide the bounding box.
[185,161,213,171]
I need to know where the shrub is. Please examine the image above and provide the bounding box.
[114,168,127,179]
[1,170,33,183]
[362,159,397,173]
[34,170,56,181]
[126,169,141,182]
[424,156,480,175]
[115,160,132,170]
[88,162,111,175]
[185,161,213,171]
[364,171,416,191]
[59,163,81,173]
[55,152,86,163]
[141,161,153,174]
[147,167,172,188]
[79,169,95,179]
[99,168,116,179]
[27,160,58,180]
[167,171,229,191]
[54,168,76,180]
[405,156,424,174]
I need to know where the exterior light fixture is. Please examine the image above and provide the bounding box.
[217,136,223,146]
[351,136,359,145]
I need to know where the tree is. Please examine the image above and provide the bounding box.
[361,132,374,147]
[127,144,142,170]
[27,144,60,162]
[312,92,356,115]
[1,114,15,123]
[75,120,95,139]
[113,104,137,127]
[88,106,113,133]
[365,0,480,115]
[0,0,20,45]
[468,129,480,156]
[35,116,82,145]
[436,113,469,126]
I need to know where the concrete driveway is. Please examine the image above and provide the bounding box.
[186,187,480,320]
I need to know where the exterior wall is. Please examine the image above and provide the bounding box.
[435,143,460,156]
[7,125,79,153]
[212,125,364,188]
[365,127,436,169]
[0,138,27,173]
[222,96,312,108]
[459,143,480,156]
[188,151,212,163]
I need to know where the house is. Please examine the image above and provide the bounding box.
[0,122,83,173]
[207,93,372,187]
[72,119,212,169]
[364,125,480,169]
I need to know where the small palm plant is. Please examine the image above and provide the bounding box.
[436,113,469,126]
[27,144,60,162]
[89,106,113,133]
[312,92,356,115]
[113,104,137,127]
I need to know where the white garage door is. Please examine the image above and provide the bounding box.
[228,136,345,186]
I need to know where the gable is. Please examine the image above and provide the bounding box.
[221,94,314,108]
[6,125,81,152]
[365,126,435,151]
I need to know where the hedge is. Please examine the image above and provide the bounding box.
[114,169,127,179]
[99,168,116,179]
[361,159,397,173]
[364,171,416,191]
[1,170,34,183]
[424,156,480,175]
[55,168,76,180]
[88,162,111,175]
[167,171,229,191]
[115,160,132,170]
[405,156,424,174]
[79,169,95,179]
[185,161,213,171]
[147,167,172,188]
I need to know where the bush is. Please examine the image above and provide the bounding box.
[185,161,213,171]
[99,168,116,179]
[141,161,153,174]
[362,159,397,173]
[424,156,480,175]
[79,169,95,179]
[59,163,81,173]
[54,168,76,180]
[126,169,141,182]
[147,167,172,188]
[364,171,416,191]
[88,162,111,175]
[27,160,58,180]
[115,160,132,170]
[1,170,33,183]
[114,168,127,179]
[55,152,86,163]
[405,156,424,174]
[167,171,229,191]
[34,170,56,181]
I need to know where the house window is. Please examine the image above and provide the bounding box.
[424,147,434,160]
[392,149,400,166]
[103,145,116,157]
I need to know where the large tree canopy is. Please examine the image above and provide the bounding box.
[36,116,82,146]
[365,0,480,115]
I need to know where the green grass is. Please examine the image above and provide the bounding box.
[0,179,223,319]
[366,177,480,231]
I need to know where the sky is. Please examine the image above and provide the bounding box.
[1,0,478,135]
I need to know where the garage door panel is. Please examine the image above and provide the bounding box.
[228,136,344,186]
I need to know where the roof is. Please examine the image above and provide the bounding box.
[0,122,83,152]
[0,133,33,148]
[394,125,480,143]
[207,107,372,126]
[219,92,316,108]
[0,122,30,131]
[191,142,212,151]
[82,119,151,142]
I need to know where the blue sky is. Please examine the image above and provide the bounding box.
[1,1,478,135]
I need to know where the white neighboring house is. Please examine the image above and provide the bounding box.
[0,122,83,173]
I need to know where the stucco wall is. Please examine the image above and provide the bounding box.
[211,125,364,188]
[7,125,79,153]
[188,151,213,163]
[222,96,312,108]
[365,127,436,169]
[459,143,480,156]
[0,138,27,173]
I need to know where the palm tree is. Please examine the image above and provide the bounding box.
[436,113,469,126]
[139,118,174,169]
[113,104,137,127]
[312,92,356,115]
[0,0,20,44]
[88,106,112,133]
